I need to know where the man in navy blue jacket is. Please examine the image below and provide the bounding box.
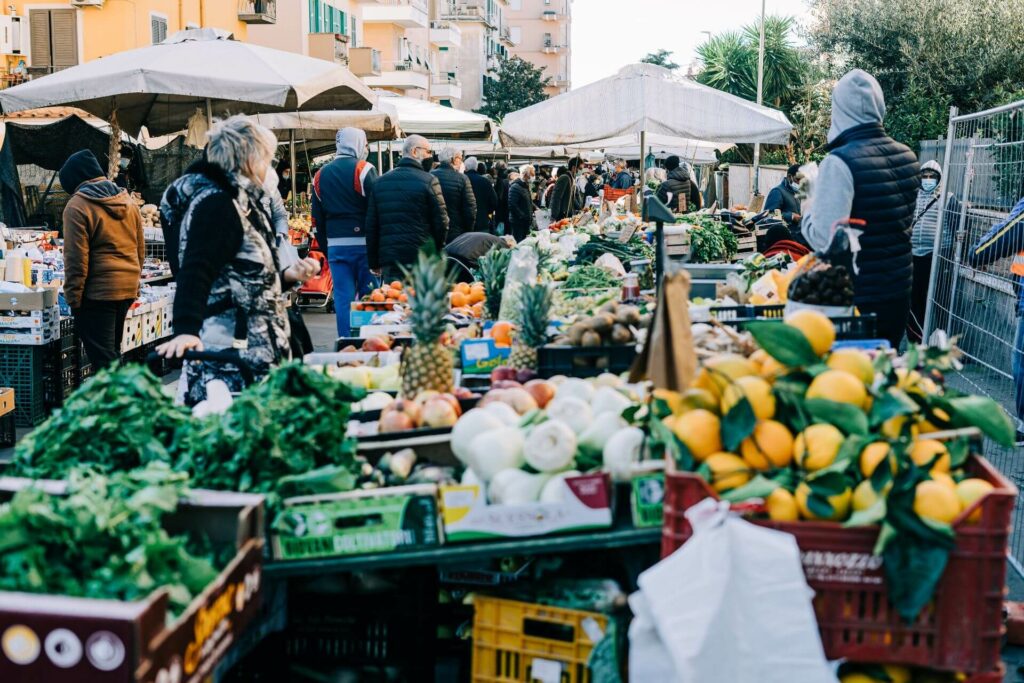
[312,127,379,336]
[969,196,1024,422]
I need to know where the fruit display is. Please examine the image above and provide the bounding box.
[652,309,1014,620]
[326,363,401,391]
[449,281,486,318]
[554,301,645,347]
[401,251,457,398]
[335,333,400,353]
[377,392,463,433]
[788,257,855,307]
[357,280,409,310]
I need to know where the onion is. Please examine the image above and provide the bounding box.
[545,397,592,434]
[451,409,504,465]
[523,420,578,472]
[468,427,526,482]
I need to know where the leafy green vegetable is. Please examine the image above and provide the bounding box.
[574,235,655,266]
[677,215,739,263]
[0,463,220,616]
[562,265,621,295]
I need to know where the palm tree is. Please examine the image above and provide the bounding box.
[696,32,757,102]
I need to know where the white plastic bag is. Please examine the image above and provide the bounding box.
[630,498,836,683]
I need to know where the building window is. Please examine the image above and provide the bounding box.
[509,26,521,44]
[350,16,357,46]
[509,0,521,9]
[308,0,346,34]
[150,13,168,44]
[28,9,78,73]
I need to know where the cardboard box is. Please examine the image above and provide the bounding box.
[121,318,143,353]
[0,307,56,328]
[440,474,613,543]
[0,387,14,417]
[0,325,56,346]
[0,482,266,683]
[0,288,57,311]
[272,484,443,560]
[460,338,511,375]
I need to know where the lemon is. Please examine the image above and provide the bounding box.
[749,348,770,368]
[910,439,951,472]
[852,479,890,511]
[760,355,787,380]
[956,478,994,524]
[721,375,776,420]
[697,354,761,399]
[827,348,876,385]
[667,409,722,462]
[918,408,951,434]
[681,388,720,414]
[794,424,845,471]
[651,388,685,415]
[785,309,836,357]
[913,479,961,524]
[704,452,752,492]
[882,665,911,683]
[859,441,894,478]
[765,487,799,521]
[806,369,868,408]
[740,420,795,470]
[795,481,852,521]
[881,414,920,440]
[929,471,957,491]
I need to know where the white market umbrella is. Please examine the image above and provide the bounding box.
[499,63,792,147]
[567,132,733,165]
[0,28,377,138]
[376,93,492,139]
[250,110,398,144]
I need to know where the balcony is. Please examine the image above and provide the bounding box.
[499,25,515,46]
[542,42,568,54]
[541,9,567,21]
[431,75,462,101]
[238,0,276,24]
[429,22,462,49]
[363,59,430,90]
[349,47,381,77]
[443,1,497,28]
[553,75,570,88]
[362,0,429,29]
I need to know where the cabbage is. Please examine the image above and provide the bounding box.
[523,420,578,472]
[468,427,525,482]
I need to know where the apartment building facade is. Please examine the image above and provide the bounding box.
[2,1,256,76]
[505,0,570,97]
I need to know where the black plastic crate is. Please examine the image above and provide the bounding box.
[538,344,637,379]
[0,411,14,448]
[57,317,76,352]
[43,367,77,409]
[0,345,47,428]
[42,340,78,373]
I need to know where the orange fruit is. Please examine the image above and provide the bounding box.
[370,290,385,302]
[490,321,513,346]
[471,302,484,317]
[451,291,469,308]
[469,288,486,304]
[390,281,403,290]
[398,293,408,303]
[455,282,471,295]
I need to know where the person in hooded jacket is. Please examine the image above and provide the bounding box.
[60,149,145,370]
[365,135,449,282]
[465,156,498,233]
[802,69,920,349]
[908,160,944,343]
[764,164,803,229]
[431,148,476,242]
[312,127,379,336]
[655,156,692,212]
[550,157,584,221]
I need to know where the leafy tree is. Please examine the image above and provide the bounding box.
[696,16,806,111]
[808,0,1024,146]
[476,55,551,121]
[641,49,679,70]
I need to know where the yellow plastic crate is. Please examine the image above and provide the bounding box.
[471,595,609,683]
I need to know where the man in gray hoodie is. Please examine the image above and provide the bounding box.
[312,127,379,336]
[802,69,920,349]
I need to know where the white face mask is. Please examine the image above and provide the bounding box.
[921,178,938,193]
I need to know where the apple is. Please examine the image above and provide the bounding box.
[379,410,414,433]
[498,387,539,415]
[491,380,522,390]
[490,366,517,383]
[453,387,477,399]
[382,398,422,428]
[478,389,507,408]
[413,390,440,407]
[361,335,392,352]
[516,369,538,384]
[523,379,556,408]
[435,392,462,417]
[422,397,459,428]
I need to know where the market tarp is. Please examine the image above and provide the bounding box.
[499,63,792,148]
[0,28,377,137]
[567,133,733,164]
[249,110,398,143]
[376,94,492,139]
[3,116,112,172]
[138,135,204,205]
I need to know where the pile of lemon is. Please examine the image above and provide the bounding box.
[658,310,994,525]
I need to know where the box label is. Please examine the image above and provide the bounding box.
[460,338,510,375]
[631,474,666,528]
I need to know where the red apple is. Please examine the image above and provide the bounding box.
[499,387,539,415]
[516,369,538,384]
[490,366,517,383]
[435,392,462,417]
[478,389,508,408]
[361,335,392,352]
[379,410,414,433]
[382,398,422,428]
[421,397,459,428]
[523,379,556,408]
[491,380,522,390]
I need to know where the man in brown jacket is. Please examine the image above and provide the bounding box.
[60,149,145,368]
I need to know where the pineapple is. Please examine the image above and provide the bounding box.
[508,283,551,371]
[401,250,455,398]
[473,247,513,320]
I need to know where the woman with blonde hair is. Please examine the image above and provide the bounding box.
[157,115,320,404]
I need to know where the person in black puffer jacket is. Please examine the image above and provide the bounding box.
[508,165,536,242]
[655,156,692,212]
[366,135,449,281]
[550,157,584,222]
[431,147,476,243]
[802,69,919,349]
[465,156,498,233]
[494,161,511,234]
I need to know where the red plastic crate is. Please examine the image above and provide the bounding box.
[661,455,1015,678]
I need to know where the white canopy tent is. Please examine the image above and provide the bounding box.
[0,29,377,139]
[249,110,398,144]
[568,133,733,164]
[375,93,492,139]
[499,63,792,148]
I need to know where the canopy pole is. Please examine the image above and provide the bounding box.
[752,0,766,198]
[376,141,383,172]
[289,130,298,214]
[205,98,213,128]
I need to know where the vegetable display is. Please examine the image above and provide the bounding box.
[0,463,221,616]
[575,235,654,267]
[561,265,621,295]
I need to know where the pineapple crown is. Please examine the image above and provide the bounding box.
[474,247,513,320]
[402,249,454,344]
[514,283,551,348]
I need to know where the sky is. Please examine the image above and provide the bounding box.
[571,0,812,89]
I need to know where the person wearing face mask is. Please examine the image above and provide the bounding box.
[157,116,321,404]
[431,147,477,243]
[764,163,803,230]
[365,134,449,282]
[550,157,585,222]
[907,160,943,343]
[655,156,692,212]
[277,165,293,201]
[311,127,379,337]
[508,164,537,242]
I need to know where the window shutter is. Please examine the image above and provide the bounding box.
[29,10,51,70]
[50,10,77,69]
[151,17,167,44]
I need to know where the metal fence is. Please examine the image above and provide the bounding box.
[924,103,1024,568]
